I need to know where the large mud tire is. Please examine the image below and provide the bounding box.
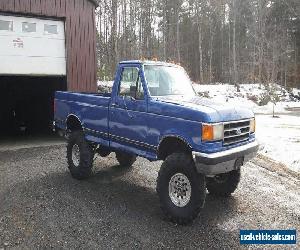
[67,131,94,180]
[157,153,206,225]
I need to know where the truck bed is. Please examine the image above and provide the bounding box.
[54,91,111,147]
[55,91,111,107]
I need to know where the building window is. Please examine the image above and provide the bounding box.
[44,24,58,34]
[22,22,36,33]
[0,20,13,31]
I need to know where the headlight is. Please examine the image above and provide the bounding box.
[250,118,255,133]
[202,123,224,141]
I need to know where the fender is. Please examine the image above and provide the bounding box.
[66,114,83,130]
[158,134,193,152]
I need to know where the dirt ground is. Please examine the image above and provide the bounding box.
[0,144,299,249]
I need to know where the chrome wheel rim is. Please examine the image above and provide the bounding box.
[72,144,80,167]
[168,173,191,207]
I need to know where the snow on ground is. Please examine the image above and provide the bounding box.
[292,88,300,96]
[98,81,113,92]
[256,114,300,173]
[192,83,300,115]
[193,83,259,110]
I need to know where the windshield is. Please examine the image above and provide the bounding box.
[144,65,196,97]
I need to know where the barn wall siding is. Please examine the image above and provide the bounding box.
[0,0,97,92]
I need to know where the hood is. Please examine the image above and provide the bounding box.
[155,95,254,122]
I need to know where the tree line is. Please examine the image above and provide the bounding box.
[95,0,300,89]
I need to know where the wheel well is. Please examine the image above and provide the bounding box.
[66,115,82,131]
[158,137,192,160]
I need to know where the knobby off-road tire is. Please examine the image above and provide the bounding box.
[206,170,241,197]
[156,153,206,225]
[67,131,94,180]
[116,151,137,168]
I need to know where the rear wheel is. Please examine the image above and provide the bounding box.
[116,151,136,168]
[206,170,241,197]
[67,131,94,180]
[156,153,206,225]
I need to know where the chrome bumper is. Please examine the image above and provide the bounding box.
[192,141,259,175]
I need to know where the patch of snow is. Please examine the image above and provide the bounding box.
[97,81,114,93]
[256,114,300,173]
[292,88,300,96]
[193,83,300,115]
[98,81,114,87]
[253,102,300,114]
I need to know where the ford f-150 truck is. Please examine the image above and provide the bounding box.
[54,60,258,224]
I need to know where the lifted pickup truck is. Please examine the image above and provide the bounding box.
[54,60,258,224]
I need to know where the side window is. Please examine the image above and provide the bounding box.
[119,67,144,100]
[0,20,13,31]
[22,22,36,33]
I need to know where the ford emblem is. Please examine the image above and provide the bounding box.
[235,128,242,135]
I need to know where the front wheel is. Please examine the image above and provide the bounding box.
[67,131,94,180]
[206,170,241,197]
[156,153,206,225]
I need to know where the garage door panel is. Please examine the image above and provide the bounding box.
[0,15,66,76]
[0,35,65,58]
[0,55,66,75]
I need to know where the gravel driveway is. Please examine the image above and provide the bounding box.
[0,145,299,249]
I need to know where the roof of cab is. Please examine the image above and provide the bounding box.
[119,60,181,67]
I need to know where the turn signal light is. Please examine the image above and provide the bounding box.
[202,123,224,142]
[202,124,214,141]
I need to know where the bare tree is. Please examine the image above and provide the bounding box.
[94,0,300,90]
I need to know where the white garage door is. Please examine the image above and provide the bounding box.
[0,15,66,76]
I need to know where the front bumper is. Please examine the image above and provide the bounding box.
[192,141,259,175]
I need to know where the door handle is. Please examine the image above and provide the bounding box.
[111,103,119,108]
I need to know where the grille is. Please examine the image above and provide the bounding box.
[223,120,250,146]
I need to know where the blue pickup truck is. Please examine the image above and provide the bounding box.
[54,60,258,224]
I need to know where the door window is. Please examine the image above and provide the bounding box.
[119,67,144,100]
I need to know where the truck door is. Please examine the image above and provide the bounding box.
[109,65,152,156]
